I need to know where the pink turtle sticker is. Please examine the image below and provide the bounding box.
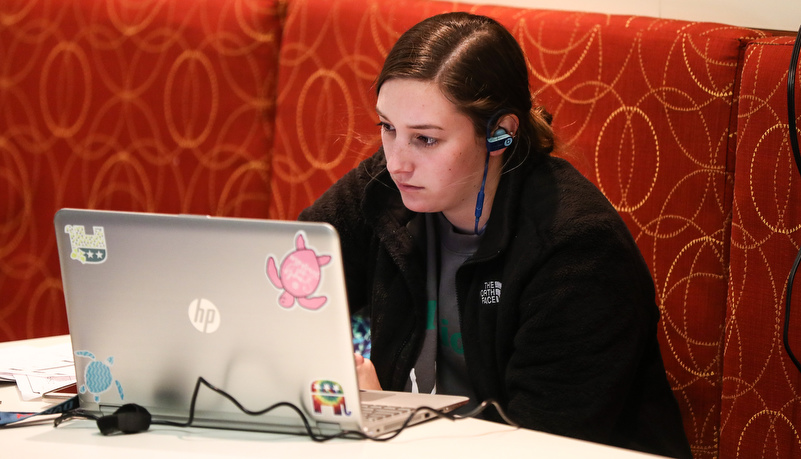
[266,233,331,310]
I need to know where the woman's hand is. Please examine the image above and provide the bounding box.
[354,353,382,390]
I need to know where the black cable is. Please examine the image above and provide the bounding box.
[53,409,100,427]
[152,376,466,441]
[54,376,516,441]
[782,23,801,373]
[789,26,801,176]
[454,399,519,427]
[786,254,801,372]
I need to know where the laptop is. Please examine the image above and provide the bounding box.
[54,208,467,437]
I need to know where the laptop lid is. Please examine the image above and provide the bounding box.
[55,209,466,437]
[55,208,374,435]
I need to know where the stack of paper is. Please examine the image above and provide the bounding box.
[0,342,76,400]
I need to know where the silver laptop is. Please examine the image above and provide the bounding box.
[54,208,467,437]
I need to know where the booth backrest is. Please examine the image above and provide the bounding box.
[0,0,281,339]
[722,36,801,458]
[515,16,763,459]
[3,0,801,457]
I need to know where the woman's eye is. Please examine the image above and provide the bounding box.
[377,122,394,133]
[416,135,437,147]
[376,122,436,147]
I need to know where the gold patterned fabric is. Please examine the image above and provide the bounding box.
[268,0,463,219]
[4,0,800,457]
[0,0,281,340]
[521,15,765,459]
[723,36,801,458]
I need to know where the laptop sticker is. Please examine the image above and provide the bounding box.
[309,380,352,417]
[64,225,108,264]
[266,232,331,310]
[75,351,124,402]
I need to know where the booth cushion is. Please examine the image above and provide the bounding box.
[723,36,801,458]
[0,0,281,340]
[515,17,763,458]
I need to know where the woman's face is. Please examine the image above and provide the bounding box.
[376,78,487,232]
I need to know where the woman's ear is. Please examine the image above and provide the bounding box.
[498,113,519,139]
[489,114,520,156]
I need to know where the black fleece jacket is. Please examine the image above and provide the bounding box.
[299,148,691,458]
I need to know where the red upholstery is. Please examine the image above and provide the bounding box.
[269,0,464,219]
[0,0,281,341]
[516,18,764,459]
[722,36,801,458]
[4,0,801,457]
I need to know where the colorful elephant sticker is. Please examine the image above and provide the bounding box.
[310,380,351,416]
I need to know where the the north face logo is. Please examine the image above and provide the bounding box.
[480,281,502,305]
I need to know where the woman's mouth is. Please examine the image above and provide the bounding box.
[395,182,423,193]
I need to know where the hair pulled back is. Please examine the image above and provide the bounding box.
[376,12,554,162]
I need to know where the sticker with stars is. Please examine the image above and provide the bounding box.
[64,224,108,264]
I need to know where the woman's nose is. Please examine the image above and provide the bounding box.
[384,142,412,176]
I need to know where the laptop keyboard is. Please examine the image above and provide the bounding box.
[361,403,413,422]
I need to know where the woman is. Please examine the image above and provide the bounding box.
[299,12,691,458]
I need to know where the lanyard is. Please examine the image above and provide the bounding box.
[0,396,79,426]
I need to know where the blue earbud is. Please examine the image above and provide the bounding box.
[475,115,514,234]
[486,128,513,152]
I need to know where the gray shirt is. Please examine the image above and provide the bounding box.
[435,212,481,409]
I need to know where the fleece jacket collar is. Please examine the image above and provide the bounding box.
[360,147,541,265]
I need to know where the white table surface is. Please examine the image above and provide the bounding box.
[1,335,663,458]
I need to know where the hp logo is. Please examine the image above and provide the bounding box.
[188,298,221,333]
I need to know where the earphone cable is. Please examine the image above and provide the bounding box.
[53,376,517,441]
[782,23,801,373]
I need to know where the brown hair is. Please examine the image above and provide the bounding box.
[376,12,554,163]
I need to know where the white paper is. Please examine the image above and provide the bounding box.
[0,343,76,400]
